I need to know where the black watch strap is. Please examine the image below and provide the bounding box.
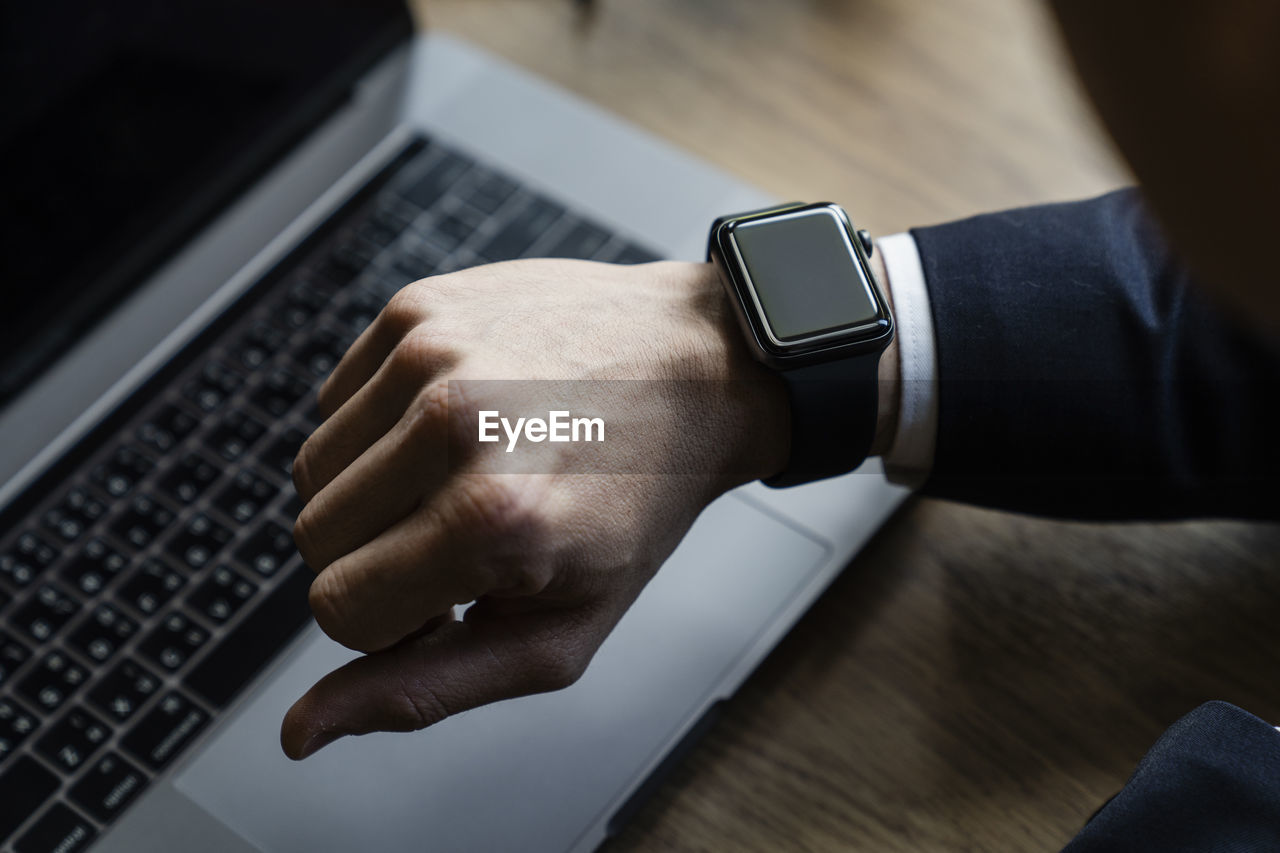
[765,354,879,487]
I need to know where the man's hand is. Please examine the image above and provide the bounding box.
[279,259,789,759]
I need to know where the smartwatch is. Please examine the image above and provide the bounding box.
[707,202,894,487]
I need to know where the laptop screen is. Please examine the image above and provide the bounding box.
[0,0,412,406]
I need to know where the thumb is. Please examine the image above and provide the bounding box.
[280,609,592,760]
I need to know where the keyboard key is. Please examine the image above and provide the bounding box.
[1,530,58,588]
[90,445,154,499]
[122,691,207,770]
[70,751,146,822]
[0,631,32,689]
[69,603,138,663]
[41,511,85,547]
[213,470,277,524]
[42,488,107,544]
[275,299,319,333]
[463,169,518,215]
[250,366,313,416]
[368,199,415,236]
[478,196,565,261]
[357,217,402,250]
[266,278,332,335]
[187,564,312,707]
[182,360,243,412]
[139,611,208,672]
[157,452,220,505]
[118,558,184,617]
[236,320,290,372]
[61,537,128,597]
[89,659,160,724]
[235,521,296,577]
[14,582,80,644]
[0,698,39,765]
[0,756,59,840]
[136,403,199,454]
[390,250,440,286]
[187,565,257,624]
[166,513,232,571]
[401,150,471,211]
[294,329,353,379]
[424,211,476,253]
[111,494,176,549]
[263,428,307,476]
[299,401,323,429]
[36,707,109,773]
[337,287,386,333]
[546,220,611,260]
[18,652,88,713]
[285,278,334,313]
[316,234,381,289]
[205,410,266,462]
[14,803,96,853]
[282,489,304,521]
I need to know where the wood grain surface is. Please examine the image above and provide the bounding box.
[415,1,1280,849]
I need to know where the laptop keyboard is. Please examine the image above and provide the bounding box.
[0,134,660,851]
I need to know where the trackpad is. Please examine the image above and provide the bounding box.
[174,492,829,852]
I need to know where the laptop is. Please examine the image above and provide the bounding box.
[0,3,907,851]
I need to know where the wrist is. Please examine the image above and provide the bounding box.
[694,243,901,486]
[680,262,790,487]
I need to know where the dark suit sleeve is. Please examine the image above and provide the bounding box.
[909,189,1280,519]
[1062,701,1280,852]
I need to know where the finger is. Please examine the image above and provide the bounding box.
[293,328,456,503]
[302,485,485,652]
[316,286,431,418]
[293,402,449,571]
[304,471,551,652]
[280,607,595,760]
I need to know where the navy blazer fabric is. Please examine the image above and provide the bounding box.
[910,189,1280,520]
[909,192,1280,848]
[1063,702,1280,852]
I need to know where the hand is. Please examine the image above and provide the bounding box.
[279,259,789,759]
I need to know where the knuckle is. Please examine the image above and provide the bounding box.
[308,570,364,651]
[381,287,427,335]
[403,379,478,462]
[390,328,452,378]
[292,507,324,572]
[525,644,587,693]
[403,379,452,441]
[291,438,319,501]
[440,381,479,451]
[462,477,541,539]
[314,376,342,417]
[454,480,554,595]
[412,377,453,422]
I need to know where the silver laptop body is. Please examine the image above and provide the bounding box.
[0,25,905,853]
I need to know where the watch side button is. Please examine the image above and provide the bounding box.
[857,229,874,257]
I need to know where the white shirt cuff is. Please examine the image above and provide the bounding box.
[876,232,938,489]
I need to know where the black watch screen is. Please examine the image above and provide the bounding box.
[707,201,895,486]
[709,202,892,368]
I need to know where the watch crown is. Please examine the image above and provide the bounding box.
[856,229,874,257]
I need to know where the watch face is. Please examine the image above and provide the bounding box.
[727,205,886,352]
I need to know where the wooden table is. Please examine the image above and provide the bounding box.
[417,1,1280,849]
